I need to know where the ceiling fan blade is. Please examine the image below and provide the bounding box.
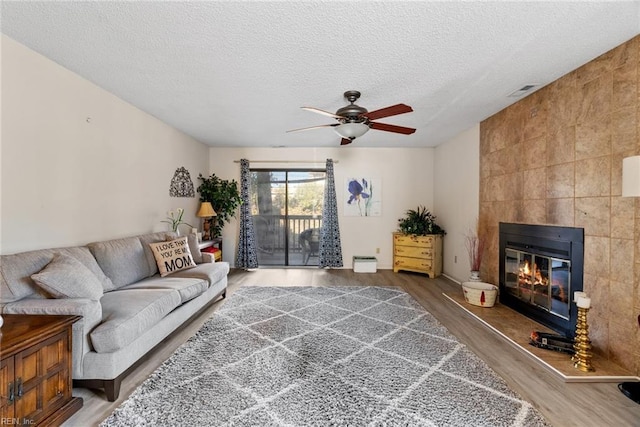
[286,124,337,133]
[364,104,413,121]
[340,138,353,146]
[370,121,416,135]
[301,107,343,119]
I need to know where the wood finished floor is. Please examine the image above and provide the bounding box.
[64,269,640,427]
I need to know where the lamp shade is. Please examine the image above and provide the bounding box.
[196,202,217,218]
[622,156,640,197]
[333,122,369,139]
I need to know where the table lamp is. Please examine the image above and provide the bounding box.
[197,202,217,240]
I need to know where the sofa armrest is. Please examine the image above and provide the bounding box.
[1,297,101,318]
[1,298,102,378]
[201,252,215,264]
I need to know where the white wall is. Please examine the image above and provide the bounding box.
[434,125,480,283]
[209,147,434,268]
[1,36,210,254]
[0,34,475,270]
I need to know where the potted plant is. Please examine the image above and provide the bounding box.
[397,206,446,236]
[161,208,193,234]
[197,173,242,238]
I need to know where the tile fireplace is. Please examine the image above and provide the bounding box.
[499,223,584,337]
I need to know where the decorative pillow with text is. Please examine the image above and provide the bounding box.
[148,236,196,277]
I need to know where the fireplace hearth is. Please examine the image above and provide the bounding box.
[499,223,584,338]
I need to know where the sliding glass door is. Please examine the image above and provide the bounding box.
[250,169,325,266]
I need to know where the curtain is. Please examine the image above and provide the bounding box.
[319,159,343,267]
[236,159,259,269]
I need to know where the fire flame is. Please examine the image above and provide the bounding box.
[513,258,568,303]
[517,260,548,287]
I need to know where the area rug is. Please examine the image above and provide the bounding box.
[101,286,550,426]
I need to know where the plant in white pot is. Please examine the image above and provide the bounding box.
[161,208,193,234]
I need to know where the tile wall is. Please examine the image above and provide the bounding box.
[479,35,640,375]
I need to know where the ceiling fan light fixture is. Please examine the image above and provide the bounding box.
[334,122,369,140]
[290,91,414,145]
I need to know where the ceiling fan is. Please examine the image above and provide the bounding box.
[287,90,416,145]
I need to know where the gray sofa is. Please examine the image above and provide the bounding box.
[0,231,229,401]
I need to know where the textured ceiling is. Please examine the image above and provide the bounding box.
[2,1,640,148]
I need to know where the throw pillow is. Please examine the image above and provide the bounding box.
[31,253,104,300]
[186,233,203,264]
[148,236,196,277]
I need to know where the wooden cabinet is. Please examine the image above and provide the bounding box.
[1,315,82,426]
[393,232,443,277]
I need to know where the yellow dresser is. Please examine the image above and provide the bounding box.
[392,232,443,277]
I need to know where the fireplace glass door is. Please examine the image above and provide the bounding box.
[504,249,571,320]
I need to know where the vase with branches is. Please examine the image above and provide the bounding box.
[465,223,485,281]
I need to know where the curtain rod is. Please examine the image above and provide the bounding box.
[233,160,338,164]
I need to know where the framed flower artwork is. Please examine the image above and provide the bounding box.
[344,177,381,216]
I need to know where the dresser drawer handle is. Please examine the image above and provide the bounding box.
[8,381,14,403]
[16,378,23,398]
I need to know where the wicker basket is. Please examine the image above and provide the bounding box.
[462,282,498,307]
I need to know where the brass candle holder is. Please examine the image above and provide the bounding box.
[572,304,595,372]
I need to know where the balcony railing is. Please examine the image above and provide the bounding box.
[252,214,322,253]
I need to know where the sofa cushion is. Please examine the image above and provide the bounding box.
[88,237,149,289]
[170,261,230,286]
[91,288,182,353]
[31,253,104,300]
[121,276,208,304]
[148,237,196,277]
[0,246,114,303]
[139,231,178,277]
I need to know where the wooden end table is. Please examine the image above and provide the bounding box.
[1,314,83,426]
